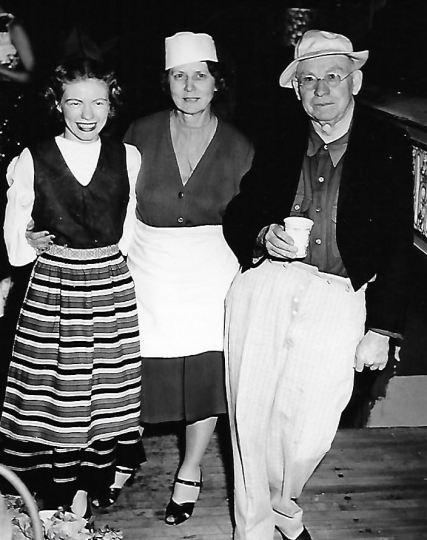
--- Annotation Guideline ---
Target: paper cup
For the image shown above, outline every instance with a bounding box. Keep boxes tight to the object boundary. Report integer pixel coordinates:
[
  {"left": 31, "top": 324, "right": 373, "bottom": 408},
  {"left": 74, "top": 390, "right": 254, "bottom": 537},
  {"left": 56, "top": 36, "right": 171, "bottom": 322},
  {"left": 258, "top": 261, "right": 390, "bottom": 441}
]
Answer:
[{"left": 284, "top": 216, "right": 314, "bottom": 258}]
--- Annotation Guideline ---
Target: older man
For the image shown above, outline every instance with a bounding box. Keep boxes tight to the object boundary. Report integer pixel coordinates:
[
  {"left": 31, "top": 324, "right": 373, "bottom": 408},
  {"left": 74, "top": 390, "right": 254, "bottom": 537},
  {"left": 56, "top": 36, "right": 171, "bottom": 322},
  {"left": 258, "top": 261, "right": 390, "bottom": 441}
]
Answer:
[{"left": 223, "top": 30, "right": 414, "bottom": 540}]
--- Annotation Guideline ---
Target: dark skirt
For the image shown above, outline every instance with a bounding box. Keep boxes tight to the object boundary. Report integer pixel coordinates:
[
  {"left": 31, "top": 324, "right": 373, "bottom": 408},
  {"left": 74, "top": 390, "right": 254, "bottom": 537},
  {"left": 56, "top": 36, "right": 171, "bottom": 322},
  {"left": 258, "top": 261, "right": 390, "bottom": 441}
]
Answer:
[{"left": 141, "top": 351, "right": 227, "bottom": 424}]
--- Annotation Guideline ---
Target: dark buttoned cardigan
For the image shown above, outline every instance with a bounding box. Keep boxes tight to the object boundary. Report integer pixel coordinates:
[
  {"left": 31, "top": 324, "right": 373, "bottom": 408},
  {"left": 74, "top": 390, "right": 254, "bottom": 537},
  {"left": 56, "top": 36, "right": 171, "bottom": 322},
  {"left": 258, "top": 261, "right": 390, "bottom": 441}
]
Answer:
[{"left": 123, "top": 110, "right": 254, "bottom": 228}]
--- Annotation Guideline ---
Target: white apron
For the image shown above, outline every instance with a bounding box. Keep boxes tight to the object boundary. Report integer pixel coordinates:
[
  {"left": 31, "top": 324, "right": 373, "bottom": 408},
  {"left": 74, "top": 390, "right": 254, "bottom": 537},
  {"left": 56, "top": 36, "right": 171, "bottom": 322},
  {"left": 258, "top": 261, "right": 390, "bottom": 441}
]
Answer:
[{"left": 128, "top": 220, "right": 240, "bottom": 358}]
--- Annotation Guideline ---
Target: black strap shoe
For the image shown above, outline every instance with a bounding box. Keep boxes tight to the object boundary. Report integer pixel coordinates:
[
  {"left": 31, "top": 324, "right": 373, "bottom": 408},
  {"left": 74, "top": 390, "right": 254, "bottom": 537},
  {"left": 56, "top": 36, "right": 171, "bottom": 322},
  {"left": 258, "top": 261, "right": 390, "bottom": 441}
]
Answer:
[{"left": 164, "top": 474, "right": 203, "bottom": 526}]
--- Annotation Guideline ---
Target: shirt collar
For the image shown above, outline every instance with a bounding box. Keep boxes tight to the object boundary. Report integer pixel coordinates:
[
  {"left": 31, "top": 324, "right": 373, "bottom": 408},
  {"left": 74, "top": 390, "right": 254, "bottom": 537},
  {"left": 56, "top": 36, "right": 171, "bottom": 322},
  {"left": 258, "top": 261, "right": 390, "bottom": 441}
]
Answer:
[{"left": 307, "top": 127, "right": 351, "bottom": 167}]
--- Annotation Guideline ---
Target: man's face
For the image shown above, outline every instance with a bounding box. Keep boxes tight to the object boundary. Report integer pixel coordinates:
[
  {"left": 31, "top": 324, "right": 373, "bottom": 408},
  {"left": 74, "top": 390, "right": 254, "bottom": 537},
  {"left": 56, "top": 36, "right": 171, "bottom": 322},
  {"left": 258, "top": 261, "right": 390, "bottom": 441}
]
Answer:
[{"left": 293, "top": 55, "right": 362, "bottom": 127}]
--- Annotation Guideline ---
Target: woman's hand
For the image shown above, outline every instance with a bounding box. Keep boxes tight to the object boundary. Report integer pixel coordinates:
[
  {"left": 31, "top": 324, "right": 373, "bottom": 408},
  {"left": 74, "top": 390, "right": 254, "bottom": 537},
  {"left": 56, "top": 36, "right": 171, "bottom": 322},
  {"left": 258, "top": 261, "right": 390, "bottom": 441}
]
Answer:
[
  {"left": 261, "top": 224, "right": 298, "bottom": 260},
  {"left": 25, "top": 219, "right": 55, "bottom": 255}
]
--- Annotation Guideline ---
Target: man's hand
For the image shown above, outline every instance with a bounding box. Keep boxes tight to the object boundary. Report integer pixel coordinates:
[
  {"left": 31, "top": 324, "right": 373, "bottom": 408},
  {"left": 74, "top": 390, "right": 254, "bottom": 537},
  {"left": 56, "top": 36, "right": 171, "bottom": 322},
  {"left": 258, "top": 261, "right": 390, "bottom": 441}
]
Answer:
[
  {"left": 354, "top": 330, "right": 390, "bottom": 372},
  {"left": 261, "top": 224, "right": 298, "bottom": 260},
  {"left": 25, "top": 219, "right": 55, "bottom": 254}
]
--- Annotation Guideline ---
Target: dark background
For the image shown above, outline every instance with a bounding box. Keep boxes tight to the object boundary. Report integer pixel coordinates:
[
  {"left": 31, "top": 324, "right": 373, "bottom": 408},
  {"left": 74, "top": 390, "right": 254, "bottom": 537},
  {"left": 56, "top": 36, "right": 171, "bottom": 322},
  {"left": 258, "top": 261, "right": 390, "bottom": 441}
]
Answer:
[{"left": 8, "top": 0, "right": 427, "bottom": 139}]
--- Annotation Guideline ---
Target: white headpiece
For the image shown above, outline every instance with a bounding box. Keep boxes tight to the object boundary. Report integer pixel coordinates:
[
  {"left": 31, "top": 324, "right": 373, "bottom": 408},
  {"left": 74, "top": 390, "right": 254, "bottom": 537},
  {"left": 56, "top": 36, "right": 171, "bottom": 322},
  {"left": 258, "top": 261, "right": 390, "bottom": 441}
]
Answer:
[{"left": 165, "top": 31, "right": 218, "bottom": 70}]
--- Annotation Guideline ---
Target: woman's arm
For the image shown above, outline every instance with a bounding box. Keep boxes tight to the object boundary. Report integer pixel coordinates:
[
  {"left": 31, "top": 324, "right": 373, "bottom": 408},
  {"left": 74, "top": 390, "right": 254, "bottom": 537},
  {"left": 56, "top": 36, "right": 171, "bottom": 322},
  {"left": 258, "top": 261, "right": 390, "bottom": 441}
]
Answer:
[{"left": 119, "top": 144, "right": 142, "bottom": 255}]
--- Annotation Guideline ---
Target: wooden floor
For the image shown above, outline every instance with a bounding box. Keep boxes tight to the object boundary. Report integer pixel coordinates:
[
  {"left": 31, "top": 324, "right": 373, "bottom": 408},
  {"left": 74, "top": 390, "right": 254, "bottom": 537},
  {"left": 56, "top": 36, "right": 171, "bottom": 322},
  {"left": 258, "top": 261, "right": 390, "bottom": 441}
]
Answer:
[{"left": 94, "top": 421, "right": 427, "bottom": 540}]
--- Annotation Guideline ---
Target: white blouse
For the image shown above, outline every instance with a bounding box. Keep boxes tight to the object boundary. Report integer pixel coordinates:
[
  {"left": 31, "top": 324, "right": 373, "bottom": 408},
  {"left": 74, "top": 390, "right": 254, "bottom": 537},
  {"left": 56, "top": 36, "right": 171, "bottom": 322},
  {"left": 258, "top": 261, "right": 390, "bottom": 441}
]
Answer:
[{"left": 4, "top": 136, "right": 141, "bottom": 266}]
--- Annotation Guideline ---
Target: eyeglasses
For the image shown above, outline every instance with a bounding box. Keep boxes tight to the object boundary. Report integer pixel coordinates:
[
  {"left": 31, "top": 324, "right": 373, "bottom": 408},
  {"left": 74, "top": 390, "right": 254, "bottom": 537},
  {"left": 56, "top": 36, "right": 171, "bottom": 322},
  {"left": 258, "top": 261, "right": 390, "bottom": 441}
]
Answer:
[{"left": 297, "top": 71, "right": 355, "bottom": 91}]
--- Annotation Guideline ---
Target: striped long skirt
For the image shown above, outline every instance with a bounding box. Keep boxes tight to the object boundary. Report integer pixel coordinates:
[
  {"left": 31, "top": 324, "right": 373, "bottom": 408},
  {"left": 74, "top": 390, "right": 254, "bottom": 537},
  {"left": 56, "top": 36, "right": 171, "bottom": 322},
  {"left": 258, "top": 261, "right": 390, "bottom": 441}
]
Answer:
[{"left": 0, "top": 245, "right": 144, "bottom": 502}]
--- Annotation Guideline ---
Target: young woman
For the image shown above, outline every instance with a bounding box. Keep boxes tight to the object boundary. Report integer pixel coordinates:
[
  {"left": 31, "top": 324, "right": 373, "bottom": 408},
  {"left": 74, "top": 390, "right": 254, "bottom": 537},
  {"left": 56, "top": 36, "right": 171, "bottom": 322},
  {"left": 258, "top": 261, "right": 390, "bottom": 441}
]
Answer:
[{"left": 0, "top": 59, "right": 144, "bottom": 517}]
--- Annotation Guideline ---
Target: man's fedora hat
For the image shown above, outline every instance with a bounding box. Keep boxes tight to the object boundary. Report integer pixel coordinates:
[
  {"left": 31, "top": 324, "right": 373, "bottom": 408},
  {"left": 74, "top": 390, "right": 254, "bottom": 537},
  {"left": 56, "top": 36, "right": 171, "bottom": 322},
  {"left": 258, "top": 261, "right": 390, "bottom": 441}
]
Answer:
[{"left": 279, "top": 29, "right": 369, "bottom": 88}]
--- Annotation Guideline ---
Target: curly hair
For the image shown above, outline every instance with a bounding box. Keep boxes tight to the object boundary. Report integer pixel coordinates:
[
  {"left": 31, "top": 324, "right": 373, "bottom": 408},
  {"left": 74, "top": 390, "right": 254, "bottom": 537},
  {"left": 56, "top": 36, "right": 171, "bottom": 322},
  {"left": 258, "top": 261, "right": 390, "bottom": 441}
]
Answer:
[{"left": 45, "top": 58, "right": 122, "bottom": 119}]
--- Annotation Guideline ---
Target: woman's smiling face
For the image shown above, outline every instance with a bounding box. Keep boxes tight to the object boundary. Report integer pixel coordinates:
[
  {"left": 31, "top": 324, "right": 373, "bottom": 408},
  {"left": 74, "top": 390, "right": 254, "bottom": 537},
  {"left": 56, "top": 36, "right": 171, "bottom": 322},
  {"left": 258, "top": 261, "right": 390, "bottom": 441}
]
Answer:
[{"left": 59, "top": 78, "right": 110, "bottom": 143}]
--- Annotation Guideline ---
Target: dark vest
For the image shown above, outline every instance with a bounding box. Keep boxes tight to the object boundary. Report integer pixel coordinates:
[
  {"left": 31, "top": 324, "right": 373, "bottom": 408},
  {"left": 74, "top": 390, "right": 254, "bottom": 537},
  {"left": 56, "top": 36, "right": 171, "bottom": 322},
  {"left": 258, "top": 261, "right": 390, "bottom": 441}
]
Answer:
[{"left": 31, "top": 138, "right": 129, "bottom": 249}]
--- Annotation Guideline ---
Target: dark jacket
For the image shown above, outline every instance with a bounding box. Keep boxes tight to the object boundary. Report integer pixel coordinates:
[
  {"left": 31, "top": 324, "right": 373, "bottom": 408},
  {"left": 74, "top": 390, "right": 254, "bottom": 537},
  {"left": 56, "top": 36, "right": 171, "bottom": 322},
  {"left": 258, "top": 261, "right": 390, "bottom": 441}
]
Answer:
[{"left": 223, "top": 103, "right": 414, "bottom": 335}]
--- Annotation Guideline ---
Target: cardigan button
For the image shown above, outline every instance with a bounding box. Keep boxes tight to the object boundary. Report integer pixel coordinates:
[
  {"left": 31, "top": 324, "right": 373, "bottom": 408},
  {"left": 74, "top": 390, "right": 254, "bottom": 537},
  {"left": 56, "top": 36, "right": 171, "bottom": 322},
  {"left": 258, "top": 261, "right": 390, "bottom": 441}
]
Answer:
[
  {"left": 178, "top": 191, "right": 184, "bottom": 198},
  {"left": 177, "top": 217, "right": 184, "bottom": 224}
]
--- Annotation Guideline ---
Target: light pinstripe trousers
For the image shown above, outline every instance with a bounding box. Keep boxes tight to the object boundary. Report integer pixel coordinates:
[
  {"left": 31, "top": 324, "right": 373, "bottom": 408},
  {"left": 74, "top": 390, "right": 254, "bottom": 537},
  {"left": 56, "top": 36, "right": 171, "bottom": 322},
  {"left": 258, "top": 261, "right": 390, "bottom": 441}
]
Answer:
[{"left": 225, "top": 260, "right": 366, "bottom": 540}]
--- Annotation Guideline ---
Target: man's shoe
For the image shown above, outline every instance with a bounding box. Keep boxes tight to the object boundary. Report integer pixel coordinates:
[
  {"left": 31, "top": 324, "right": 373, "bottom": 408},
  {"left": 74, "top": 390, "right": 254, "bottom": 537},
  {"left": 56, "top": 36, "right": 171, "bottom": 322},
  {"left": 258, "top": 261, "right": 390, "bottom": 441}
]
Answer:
[{"left": 280, "top": 527, "right": 312, "bottom": 540}]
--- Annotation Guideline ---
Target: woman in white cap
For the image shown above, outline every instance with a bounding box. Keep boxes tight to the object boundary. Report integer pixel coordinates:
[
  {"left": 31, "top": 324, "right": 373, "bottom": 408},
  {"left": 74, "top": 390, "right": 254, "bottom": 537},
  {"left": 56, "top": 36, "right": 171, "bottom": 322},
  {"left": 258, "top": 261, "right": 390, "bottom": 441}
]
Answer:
[{"left": 123, "top": 31, "right": 254, "bottom": 525}]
